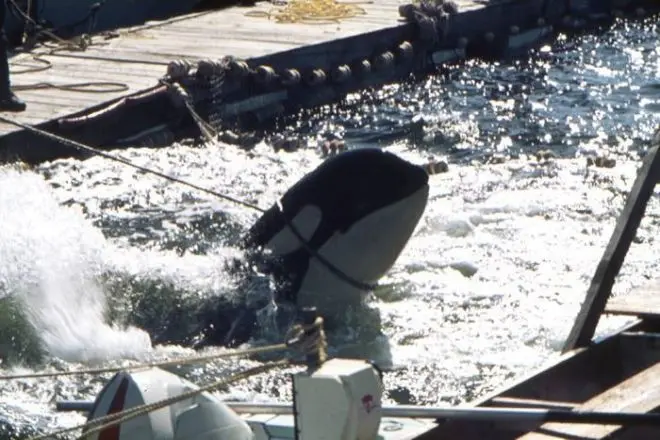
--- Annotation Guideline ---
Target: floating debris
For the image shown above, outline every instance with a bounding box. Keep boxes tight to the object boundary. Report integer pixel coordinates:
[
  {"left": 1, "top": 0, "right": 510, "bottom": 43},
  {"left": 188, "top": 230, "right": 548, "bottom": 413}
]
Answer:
[
  {"left": 481, "top": 153, "right": 507, "bottom": 165},
  {"left": 450, "top": 261, "right": 478, "bottom": 278},
  {"left": 238, "top": 132, "right": 262, "bottom": 150}
]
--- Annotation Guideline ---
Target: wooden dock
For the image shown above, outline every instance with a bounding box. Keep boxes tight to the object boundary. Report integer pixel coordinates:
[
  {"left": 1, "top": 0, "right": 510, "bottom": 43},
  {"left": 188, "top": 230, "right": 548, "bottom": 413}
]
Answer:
[
  {"left": 0, "top": 0, "right": 479, "bottom": 146},
  {"left": 2, "top": 0, "right": 481, "bottom": 135},
  {"left": 606, "top": 280, "right": 660, "bottom": 319},
  {"left": 0, "top": 0, "right": 656, "bottom": 164}
]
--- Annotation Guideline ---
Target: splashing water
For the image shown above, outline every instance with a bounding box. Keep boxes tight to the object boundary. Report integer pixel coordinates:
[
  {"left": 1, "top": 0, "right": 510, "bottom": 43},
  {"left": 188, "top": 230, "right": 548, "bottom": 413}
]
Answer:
[
  {"left": 0, "top": 15, "right": 658, "bottom": 440},
  {"left": 0, "top": 166, "right": 152, "bottom": 364}
]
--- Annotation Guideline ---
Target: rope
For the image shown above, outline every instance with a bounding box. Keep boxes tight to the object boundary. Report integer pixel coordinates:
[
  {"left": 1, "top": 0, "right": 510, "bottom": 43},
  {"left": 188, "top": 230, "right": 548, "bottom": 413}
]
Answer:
[
  {"left": 28, "top": 360, "right": 291, "bottom": 440},
  {"left": 0, "top": 115, "right": 264, "bottom": 212},
  {"left": 9, "top": 54, "right": 128, "bottom": 93},
  {"left": 0, "top": 115, "right": 381, "bottom": 293},
  {"left": 0, "top": 343, "right": 287, "bottom": 380},
  {"left": 161, "top": 79, "right": 218, "bottom": 143},
  {"left": 245, "top": 0, "right": 370, "bottom": 24},
  {"left": 24, "top": 318, "right": 327, "bottom": 439},
  {"left": 118, "top": 10, "right": 220, "bottom": 36},
  {"left": 13, "top": 81, "right": 129, "bottom": 93},
  {"left": 1, "top": 307, "right": 327, "bottom": 381},
  {"left": 6, "top": 0, "right": 130, "bottom": 94},
  {"left": 20, "top": 0, "right": 32, "bottom": 44},
  {"left": 7, "top": 54, "right": 51, "bottom": 74}
]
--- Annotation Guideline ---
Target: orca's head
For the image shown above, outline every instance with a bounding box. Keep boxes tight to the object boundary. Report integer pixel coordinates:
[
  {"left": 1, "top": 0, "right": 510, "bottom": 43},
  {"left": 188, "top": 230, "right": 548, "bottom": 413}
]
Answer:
[{"left": 242, "top": 148, "right": 429, "bottom": 319}]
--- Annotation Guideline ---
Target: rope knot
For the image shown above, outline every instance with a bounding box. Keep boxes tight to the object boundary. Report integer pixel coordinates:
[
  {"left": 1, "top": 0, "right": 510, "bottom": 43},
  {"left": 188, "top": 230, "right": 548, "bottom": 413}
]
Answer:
[
  {"left": 285, "top": 316, "right": 328, "bottom": 364},
  {"left": 162, "top": 80, "right": 193, "bottom": 108}
]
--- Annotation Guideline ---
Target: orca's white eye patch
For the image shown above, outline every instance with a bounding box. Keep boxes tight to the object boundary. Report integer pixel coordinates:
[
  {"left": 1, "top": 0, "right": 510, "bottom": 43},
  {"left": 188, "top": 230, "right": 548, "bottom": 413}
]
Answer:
[{"left": 265, "top": 205, "right": 322, "bottom": 255}]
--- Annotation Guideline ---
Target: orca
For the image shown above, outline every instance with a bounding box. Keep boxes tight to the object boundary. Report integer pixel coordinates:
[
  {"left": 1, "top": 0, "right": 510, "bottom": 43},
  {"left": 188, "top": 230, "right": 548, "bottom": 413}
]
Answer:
[{"left": 190, "top": 148, "right": 430, "bottom": 348}]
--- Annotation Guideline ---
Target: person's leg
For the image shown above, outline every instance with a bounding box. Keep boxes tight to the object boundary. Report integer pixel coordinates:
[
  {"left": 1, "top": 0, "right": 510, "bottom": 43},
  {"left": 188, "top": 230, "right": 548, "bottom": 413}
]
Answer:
[{"left": 0, "top": 0, "right": 26, "bottom": 112}]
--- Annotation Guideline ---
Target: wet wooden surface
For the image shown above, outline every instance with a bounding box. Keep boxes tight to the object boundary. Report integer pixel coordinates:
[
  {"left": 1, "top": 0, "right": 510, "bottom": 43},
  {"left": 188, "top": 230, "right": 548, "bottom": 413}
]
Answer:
[
  {"left": 606, "top": 279, "right": 660, "bottom": 318},
  {"left": 0, "top": 0, "right": 484, "bottom": 137},
  {"left": 518, "top": 361, "right": 660, "bottom": 439}
]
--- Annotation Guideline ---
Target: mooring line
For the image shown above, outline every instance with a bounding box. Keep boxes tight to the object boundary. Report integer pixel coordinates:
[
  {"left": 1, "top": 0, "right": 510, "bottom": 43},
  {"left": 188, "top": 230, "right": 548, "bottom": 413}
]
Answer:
[
  {"left": 0, "top": 343, "right": 287, "bottom": 380},
  {"left": 28, "top": 360, "right": 292, "bottom": 440},
  {"left": 0, "top": 115, "right": 266, "bottom": 213},
  {"left": 1, "top": 316, "right": 326, "bottom": 381},
  {"left": 24, "top": 318, "right": 328, "bottom": 440},
  {"left": 0, "top": 115, "right": 383, "bottom": 293}
]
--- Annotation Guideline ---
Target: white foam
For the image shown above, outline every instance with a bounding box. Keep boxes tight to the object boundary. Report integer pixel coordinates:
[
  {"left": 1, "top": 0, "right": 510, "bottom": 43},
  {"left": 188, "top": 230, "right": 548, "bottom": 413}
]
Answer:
[
  {"left": 0, "top": 167, "right": 153, "bottom": 363},
  {"left": 382, "top": 152, "right": 655, "bottom": 373}
]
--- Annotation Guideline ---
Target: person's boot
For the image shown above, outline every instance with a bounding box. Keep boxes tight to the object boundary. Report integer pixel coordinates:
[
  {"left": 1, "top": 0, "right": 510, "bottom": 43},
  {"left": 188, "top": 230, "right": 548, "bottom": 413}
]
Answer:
[
  {"left": 0, "top": 90, "right": 26, "bottom": 112},
  {"left": 0, "top": 38, "right": 25, "bottom": 112}
]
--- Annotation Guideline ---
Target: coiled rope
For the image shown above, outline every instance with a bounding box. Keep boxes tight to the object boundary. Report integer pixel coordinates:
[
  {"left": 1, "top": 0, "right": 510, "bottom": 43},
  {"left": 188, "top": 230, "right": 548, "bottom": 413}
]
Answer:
[
  {"left": 7, "top": 0, "right": 130, "bottom": 93},
  {"left": 245, "top": 0, "right": 369, "bottom": 24}
]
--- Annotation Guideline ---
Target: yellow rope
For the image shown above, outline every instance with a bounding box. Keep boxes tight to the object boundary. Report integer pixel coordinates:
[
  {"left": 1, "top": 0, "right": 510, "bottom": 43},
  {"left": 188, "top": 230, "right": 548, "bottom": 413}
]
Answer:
[
  {"left": 0, "top": 343, "right": 288, "bottom": 380},
  {"left": 245, "top": 0, "right": 369, "bottom": 24},
  {"left": 28, "top": 360, "right": 291, "bottom": 440}
]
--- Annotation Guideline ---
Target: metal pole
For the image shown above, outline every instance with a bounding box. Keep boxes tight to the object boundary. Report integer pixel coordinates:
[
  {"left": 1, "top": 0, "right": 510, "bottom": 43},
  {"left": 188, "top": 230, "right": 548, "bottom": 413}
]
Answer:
[{"left": 55, "top": 400, "right": 660, "bottom": 426}]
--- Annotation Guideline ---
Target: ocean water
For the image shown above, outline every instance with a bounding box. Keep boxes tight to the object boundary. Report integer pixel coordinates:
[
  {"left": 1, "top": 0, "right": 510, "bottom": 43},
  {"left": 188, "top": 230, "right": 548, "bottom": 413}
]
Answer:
[{"left": 0, "top": 16, "right": 659, "bottom": 439}]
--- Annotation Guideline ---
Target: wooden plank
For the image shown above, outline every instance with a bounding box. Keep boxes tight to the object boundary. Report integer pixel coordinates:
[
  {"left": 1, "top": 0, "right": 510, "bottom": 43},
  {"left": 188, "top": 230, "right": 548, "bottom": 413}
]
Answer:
[
  {"left": 563, "top": 132, "right": 660, "bottom": 352},
  {"left": 517, "top": 361, "right": 660, "bottom": 439},
  {"left": 606, "top": 280, "right": 660, "bottom": 318},
  {"left": 410, "top": 321, "right": 648, "bottom": 440},
  {"left": 3, "top": 66, "right": 182, "bottom": 134},
  {"left": 0, "top": 0, "right": 489, "bottom": 138},
  {"left": 0, "top": 47, "right": 163, "bottom": 135}
]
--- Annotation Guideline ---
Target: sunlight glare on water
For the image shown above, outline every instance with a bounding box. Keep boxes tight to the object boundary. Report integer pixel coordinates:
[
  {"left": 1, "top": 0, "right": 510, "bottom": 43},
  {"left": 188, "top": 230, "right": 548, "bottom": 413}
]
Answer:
[{"left": 0, "top": 15, "right": 659, "bottom": 439}]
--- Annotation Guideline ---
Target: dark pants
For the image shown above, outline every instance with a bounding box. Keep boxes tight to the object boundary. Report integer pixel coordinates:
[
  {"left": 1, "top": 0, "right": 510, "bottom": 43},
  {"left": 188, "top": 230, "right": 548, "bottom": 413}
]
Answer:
[{"left": 0, "top": 0, "right": 12, "bottom": 97}]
